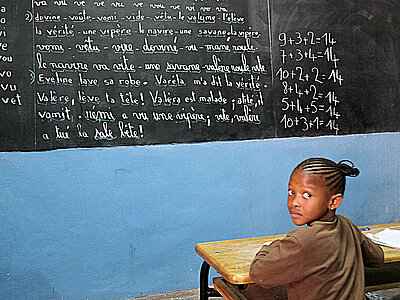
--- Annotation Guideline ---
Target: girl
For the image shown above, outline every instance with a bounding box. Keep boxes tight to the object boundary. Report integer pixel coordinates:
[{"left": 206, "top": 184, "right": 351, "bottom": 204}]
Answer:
[{"left": 250, "top": 158, "right": 384, "bottom": 300}]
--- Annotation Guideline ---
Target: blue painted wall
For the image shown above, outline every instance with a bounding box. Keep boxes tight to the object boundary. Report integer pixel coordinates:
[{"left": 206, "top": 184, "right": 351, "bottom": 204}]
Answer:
[{"left": 0, "top": 133, "right": 399, "bottom": 299}]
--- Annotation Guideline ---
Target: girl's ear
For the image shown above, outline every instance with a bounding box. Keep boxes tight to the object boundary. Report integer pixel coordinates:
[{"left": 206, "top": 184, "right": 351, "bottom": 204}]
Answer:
[{"left": 329, "top": 194, "right": 343, "bottom": 210}]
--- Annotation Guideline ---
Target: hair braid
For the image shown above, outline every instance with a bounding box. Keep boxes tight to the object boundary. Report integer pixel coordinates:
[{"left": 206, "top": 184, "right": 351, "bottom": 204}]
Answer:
[{"left": 295, "top": 158, "right": 360, "bottom": 194}]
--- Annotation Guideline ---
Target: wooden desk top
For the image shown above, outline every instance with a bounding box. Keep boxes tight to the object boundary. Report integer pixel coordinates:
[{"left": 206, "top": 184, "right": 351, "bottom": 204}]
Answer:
[{"left": 195, "top": 222, "right": 400, "bottom": 285}]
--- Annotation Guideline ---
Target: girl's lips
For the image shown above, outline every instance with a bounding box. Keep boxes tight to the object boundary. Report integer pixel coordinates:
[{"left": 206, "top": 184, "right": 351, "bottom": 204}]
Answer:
[{"left": 290, "top": 211, "right": 302, "bottom": 218}]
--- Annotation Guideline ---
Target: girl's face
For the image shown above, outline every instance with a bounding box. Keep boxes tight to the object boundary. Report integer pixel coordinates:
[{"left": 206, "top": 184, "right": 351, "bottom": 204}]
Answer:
[{"left": 287, "top": 169, "right": 336, "bottom": 226}]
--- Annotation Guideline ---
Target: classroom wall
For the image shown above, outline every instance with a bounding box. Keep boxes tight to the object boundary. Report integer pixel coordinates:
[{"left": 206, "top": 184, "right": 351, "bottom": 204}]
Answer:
[{"left": 0, "top": 132, "right": 399, "bottom": 299}]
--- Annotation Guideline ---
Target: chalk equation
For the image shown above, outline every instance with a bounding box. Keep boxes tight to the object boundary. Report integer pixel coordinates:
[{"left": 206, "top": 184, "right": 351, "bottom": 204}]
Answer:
[{"left": 276, "top": 30, "right": 342, "bottom": 135}]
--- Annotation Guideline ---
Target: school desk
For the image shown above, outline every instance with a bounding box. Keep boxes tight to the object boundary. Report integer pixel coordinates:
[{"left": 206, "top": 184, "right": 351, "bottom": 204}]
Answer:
[{"left": 195, "top": 222, "right": 400, "bottom": 300}]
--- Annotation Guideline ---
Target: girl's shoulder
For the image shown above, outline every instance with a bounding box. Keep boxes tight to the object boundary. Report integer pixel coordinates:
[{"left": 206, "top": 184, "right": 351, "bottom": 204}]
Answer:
[
  {"left": 286, "top": 220, "right": 337, "bottom": 247},
  {"left": 336, "top": 214, "right": 361, "bottom": 233}
]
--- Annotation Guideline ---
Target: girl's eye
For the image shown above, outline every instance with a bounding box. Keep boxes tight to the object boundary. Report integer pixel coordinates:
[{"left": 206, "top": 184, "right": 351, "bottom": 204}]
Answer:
[
  {"left": 288, "top": 189, "right": 295, "bottom": 196},
  {"left": 303, "top": 192, "right": 312, "bottom": 199}
]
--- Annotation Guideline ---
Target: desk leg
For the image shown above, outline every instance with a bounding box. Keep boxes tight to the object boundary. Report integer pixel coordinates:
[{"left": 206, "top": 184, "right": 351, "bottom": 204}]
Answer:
[{"left": 200, "top": 261, "right": 222, "bottom": 300}]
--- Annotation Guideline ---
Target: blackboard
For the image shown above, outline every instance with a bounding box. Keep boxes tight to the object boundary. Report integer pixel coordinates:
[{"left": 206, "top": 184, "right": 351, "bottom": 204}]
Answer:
[{"left": 0, "top": 0, "right": 399, "bottom": 151}]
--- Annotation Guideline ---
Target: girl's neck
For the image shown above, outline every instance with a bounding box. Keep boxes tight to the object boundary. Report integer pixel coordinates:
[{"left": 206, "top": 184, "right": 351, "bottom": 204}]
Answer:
[{"left": 308, "top": 209, "right": 336, "bottom": 225}]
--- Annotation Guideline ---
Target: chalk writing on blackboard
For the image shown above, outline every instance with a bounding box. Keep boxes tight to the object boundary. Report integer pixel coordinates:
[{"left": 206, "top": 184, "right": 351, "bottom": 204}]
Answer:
[
  {"left": 0, "top": 6, "right": 21, "bottom": 106},
  {"left": 23, "top": 0, "right": 273, "bottom": 150},
  {"left": 0, "top": 2, "right": 36, "bottom": 151}
]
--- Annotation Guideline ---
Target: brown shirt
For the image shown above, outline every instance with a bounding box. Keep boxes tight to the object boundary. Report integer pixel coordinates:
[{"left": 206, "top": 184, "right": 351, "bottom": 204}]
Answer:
[{"left": 250, "top": 214, "right": 384, "bottom": 300}]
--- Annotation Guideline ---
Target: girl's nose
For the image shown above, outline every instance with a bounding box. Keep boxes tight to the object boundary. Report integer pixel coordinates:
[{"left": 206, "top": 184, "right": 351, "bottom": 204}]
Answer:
[{"left": 291, "top": 195, "right": 300, "bottom": 207}]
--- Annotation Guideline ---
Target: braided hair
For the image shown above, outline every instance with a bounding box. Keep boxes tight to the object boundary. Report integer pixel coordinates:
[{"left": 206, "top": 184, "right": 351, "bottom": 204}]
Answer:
[{"left": 294, "top": 158, "right": 360, "bottom": 195}]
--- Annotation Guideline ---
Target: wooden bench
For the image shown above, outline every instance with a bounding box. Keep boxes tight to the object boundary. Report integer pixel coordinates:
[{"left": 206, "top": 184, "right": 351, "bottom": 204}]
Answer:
[
  {"left": 213, "top": 277, "right": 287, "bottom": 300},
  {"left": 195, "top": 223, "right": 400, "bottom": 300}
]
